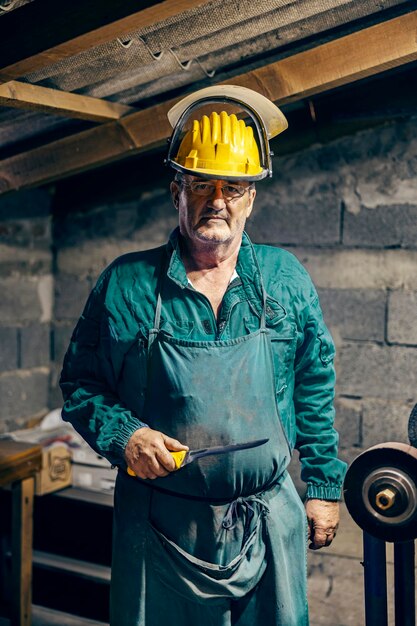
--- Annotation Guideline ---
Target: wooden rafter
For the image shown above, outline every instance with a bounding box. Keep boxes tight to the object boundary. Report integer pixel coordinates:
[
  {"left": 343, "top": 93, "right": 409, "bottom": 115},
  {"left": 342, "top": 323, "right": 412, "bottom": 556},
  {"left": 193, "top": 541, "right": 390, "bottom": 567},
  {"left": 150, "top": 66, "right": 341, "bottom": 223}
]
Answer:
[
  {"left": 0, "top": 0, "right": 213, "bottom": 82},
  {"left": 0, "top": 81, "right": 134, "bottom": 122},
  {"left": 1, "top": 11, "right": 417, "bottom": 195},
  {"left": 227, "top": 10, "right": 417, "bottom": 104}
]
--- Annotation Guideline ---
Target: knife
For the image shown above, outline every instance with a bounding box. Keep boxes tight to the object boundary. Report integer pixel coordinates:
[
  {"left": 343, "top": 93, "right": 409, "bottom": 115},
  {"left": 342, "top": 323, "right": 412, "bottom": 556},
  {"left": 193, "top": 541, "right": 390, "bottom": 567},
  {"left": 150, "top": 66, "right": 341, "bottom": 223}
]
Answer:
[{"left": 127, "top": 437, "right": 269, "bottom": 475}]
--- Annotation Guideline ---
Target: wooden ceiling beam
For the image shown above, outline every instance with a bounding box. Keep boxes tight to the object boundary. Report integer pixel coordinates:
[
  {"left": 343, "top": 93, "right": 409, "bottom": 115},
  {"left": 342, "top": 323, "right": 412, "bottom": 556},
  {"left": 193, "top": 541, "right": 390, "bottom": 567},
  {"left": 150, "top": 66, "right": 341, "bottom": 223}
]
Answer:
[
  {"left": 226, "top": 9, "right": 417, "bottom": 105},
  {"left": 0, "top": 0, "right": 212, "bottom": 82},
  {"left": 1, "top": 11, "right": 416, "bottom": 195},
  {"left": 0, "top": 81, "right": 134, "bottom": 122}
]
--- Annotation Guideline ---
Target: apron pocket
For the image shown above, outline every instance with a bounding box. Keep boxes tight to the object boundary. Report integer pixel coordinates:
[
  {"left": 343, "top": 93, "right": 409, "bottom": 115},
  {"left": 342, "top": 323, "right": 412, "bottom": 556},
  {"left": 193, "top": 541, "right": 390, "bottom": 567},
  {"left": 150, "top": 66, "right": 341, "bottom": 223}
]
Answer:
[{"left": 147, "top": 516, "right": 267, "bottom": 605}]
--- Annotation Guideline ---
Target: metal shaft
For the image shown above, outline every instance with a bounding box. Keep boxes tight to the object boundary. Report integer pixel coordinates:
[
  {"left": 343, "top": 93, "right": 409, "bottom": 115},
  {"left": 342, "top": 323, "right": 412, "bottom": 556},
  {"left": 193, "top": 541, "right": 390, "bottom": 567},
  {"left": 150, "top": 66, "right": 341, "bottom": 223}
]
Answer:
[
  {"left": 394, "top": 540, "right": 415, "bottom": 626},
  {"left": 363, "top": 532, "right": 388, "bottom": 626}
]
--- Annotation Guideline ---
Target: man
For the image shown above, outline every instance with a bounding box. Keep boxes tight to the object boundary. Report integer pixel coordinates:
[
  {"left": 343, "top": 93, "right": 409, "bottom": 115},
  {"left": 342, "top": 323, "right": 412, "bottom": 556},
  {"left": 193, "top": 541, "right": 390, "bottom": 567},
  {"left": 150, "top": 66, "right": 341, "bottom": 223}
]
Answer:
[{"left": 60, "top": 85, "right": 346, "bottom": 626}]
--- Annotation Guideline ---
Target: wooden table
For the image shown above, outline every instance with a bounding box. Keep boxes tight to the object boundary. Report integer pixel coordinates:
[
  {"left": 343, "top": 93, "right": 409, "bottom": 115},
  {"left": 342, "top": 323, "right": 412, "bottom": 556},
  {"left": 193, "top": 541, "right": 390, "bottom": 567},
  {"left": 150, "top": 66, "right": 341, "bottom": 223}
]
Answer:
[{"left": 0, "top": 441, "right": 42, "bottom": 626}]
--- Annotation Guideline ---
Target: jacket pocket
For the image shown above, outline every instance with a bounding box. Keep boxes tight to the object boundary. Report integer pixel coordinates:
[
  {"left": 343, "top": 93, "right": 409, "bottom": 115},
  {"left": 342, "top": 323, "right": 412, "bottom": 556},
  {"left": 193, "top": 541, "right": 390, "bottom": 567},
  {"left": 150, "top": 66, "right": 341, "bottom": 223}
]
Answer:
[
  {"left": 160, "top": 318, "right": 195, "bottom": 339},
  {"left": 115, "top": 331, "right": 149, "bottom": 414},
  {"left": 269, "top": 324, "right": 297, "bottom": 395}
]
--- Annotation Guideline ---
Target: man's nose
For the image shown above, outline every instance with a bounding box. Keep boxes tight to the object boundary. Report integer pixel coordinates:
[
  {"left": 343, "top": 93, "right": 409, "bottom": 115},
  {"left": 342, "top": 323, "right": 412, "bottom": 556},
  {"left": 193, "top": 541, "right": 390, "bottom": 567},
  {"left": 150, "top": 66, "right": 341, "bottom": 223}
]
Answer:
[{"left": 209, "top": 184, "right": 227, "bottom": 206}]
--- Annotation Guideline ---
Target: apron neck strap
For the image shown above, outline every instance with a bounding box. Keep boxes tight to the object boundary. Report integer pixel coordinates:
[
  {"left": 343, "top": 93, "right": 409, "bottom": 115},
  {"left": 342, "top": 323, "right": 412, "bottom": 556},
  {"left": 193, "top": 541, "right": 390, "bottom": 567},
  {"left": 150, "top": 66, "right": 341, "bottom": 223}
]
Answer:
[
  {"left": 152, "top": 248, "right": 170, "bottom": 332},
  {"left": 245, "top": 236, "right": 268, "bottom": 330},
  {"left": 154, "top": 292, "right": 162, "bottom": 331},
  {"left": 260, "top": 287, "right": 267, "bottom": 329}
]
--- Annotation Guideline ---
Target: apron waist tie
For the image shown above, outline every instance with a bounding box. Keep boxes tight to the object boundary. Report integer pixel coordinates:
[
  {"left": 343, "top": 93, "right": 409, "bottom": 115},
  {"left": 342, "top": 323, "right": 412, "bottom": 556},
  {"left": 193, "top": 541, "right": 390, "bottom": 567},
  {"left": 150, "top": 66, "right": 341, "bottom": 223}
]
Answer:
[
  {"left": 222, "top": 495, "right": 270, "bottom": 545},
  {"left": 127, "top": 469, "right": 285, "bottom": 504}
]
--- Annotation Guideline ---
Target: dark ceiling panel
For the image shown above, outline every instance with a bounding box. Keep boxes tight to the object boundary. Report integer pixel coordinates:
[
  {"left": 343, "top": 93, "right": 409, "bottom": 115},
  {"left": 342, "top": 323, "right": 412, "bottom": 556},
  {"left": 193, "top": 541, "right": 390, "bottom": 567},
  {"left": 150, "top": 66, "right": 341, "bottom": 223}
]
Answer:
[
  {"left": 0, "top": 0, "right": 161, "bottom": 68},
  {"left": 0, "top": 0, "right": 213, "bottom": 80},
  {"left": 0, "top": 0, "right": 416, "bottom": 189}
]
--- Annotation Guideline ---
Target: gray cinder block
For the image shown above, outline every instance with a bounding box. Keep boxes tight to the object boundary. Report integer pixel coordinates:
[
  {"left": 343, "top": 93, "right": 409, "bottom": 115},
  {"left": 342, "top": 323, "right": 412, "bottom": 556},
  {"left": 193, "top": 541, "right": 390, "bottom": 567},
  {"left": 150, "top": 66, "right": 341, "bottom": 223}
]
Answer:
[
  {"left": 343, "top": 204, "right": 417, "bottom": 248},
  {"left": 337, "top": 342, "right": 417, "bottom": 399},
  {"left": 334, "top": 397, "right": 362, "bottom": 449},
  {"left": 20, "top": 323, "right": 50, "bottom": 368},
  {"left": 318, "top": 288, "right": 386, "bottom": 342},
  {"left": 0, "top": 276, "right": 51, "bottom": 323},
  {"left": 52, "top": 323, "right": 75, "bottom": 364},
  {"left": 248, "top": 174, "right": 341, "bottom": 245},
  {"left": 0, "top": 368, "right": 49, "bottom": 424},
  {"left": 0, "top": 327, "right": 18, "bottom": 371},
  {"left": 388, "top": 290, "right": 417, "bottom": 346},
  {"left": 362, "top": 398, "right": 413, "bottom": 448},
  {"left": 54, "top": 275, "right": 91, "bottom": 320}
]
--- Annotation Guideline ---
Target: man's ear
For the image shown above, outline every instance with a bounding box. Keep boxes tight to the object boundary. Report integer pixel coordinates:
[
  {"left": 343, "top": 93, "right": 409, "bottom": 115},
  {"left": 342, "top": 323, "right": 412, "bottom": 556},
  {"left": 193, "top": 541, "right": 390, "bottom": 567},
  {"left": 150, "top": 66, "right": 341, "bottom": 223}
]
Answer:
[{"left": 170, "top": 181, "right": 180, "bottom": 210}]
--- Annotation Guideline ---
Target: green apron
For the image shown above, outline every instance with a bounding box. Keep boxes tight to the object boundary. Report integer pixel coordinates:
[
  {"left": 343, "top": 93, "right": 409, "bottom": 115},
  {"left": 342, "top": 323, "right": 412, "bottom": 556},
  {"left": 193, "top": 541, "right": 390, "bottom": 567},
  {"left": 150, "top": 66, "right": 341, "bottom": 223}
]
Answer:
[{"left": 110, "top": 248, "right": 309, "bottom": 625}]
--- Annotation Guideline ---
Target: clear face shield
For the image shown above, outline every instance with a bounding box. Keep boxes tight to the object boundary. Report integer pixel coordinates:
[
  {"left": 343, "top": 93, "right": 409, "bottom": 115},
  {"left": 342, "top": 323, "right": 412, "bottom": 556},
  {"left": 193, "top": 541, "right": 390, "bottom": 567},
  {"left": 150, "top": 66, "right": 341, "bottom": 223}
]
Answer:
[{"left": 165, "top": 85, "right": 288, "bottom": 182}]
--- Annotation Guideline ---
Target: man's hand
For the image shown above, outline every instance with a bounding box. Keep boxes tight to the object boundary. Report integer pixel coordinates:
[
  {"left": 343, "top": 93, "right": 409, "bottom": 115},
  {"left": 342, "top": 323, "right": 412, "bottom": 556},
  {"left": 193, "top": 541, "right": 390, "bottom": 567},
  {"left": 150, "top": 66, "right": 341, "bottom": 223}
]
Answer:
[
  {"left": 305, "top": 499, "right": 340, "bottom": 550},
  {"left": 124, "top": 427, "right": 189, "bottom": 480}
]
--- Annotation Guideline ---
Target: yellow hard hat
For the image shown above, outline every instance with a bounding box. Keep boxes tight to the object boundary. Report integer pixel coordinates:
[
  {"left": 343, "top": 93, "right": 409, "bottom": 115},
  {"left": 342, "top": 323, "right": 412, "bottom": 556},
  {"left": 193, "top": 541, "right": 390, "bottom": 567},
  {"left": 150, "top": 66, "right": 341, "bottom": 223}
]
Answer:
[
  {"left": 175, "top": 111, "right": 261, "bottom": 178},
  {"left": 166, "top": 85, "right": 288, "bottom": 181}
]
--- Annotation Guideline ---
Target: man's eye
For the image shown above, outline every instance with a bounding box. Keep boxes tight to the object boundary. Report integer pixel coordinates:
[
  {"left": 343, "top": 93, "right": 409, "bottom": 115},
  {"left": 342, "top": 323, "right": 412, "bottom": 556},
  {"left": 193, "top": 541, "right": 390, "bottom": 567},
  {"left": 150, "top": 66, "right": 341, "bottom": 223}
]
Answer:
[
  {"left": 224, "top": 185, "right": 242, "bottom": 195},
  {"left": 193, "top": 183, "right": 212, "bottom": 192}
]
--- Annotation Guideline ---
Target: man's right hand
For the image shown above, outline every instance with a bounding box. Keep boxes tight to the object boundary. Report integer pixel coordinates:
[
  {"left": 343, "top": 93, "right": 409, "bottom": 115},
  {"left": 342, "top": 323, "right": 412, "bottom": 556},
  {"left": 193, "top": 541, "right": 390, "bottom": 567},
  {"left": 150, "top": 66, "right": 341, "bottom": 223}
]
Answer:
[{"left": 124, "top": 427, "right": 189, "bottom": 479}]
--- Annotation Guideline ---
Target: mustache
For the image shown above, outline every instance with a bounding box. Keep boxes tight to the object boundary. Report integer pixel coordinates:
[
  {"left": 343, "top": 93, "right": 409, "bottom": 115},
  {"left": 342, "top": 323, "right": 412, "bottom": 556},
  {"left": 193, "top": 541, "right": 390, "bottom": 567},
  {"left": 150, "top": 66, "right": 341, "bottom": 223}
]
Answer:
[{"left": 201, "top": 209, "right": 228, "bottom": 219}]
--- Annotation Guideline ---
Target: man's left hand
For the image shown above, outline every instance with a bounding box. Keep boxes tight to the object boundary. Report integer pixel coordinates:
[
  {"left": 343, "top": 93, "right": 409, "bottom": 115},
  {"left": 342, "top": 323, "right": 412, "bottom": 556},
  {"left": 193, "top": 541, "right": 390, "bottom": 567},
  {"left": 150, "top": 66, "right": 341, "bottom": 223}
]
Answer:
[{"left": 305, "top": 499, "right": 340, "bottom": 550}]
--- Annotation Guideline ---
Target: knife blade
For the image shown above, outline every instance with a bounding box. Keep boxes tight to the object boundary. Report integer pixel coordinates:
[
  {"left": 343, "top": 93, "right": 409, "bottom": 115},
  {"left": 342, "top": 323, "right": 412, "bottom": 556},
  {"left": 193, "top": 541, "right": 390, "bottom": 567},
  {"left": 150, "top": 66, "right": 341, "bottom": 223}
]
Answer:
[{"left": 127, "top": 437, "right": 269, "bottom": 475}]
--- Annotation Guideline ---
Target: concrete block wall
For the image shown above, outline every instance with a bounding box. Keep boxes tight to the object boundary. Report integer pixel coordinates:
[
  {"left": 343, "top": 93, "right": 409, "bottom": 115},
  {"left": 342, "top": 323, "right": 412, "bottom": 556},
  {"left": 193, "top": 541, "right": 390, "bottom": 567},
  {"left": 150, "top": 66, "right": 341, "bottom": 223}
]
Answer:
[
  {"left": 249, "top": 118, "right": 417, "bottom": 456},
  {"left": 48, "top": 119, "right": 417, "bottom": 625},
  {"left": 0, "top": 116, "right": 416, "bottom": 624},
  {"left": 0, "top": 189, "right": 53, "bottom": 432},
  {"left": 247, "top": 119, "right": 417, "bottom": 624},
  {"left": 50, "top": 188, "right": 178, "bottom": 409},
  {"left": 48, "top": 117, "right": 417, "bottom": 453}
]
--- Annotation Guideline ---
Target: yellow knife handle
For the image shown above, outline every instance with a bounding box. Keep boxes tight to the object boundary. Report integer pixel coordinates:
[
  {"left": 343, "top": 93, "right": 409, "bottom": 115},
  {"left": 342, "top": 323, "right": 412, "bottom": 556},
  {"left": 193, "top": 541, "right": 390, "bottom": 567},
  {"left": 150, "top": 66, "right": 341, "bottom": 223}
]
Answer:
[
  {"left": 127, "top": 450, "right": 187, "bottom": 476},
  {"left": 170, "top": 450, "right": 188, "bottom": 469}
]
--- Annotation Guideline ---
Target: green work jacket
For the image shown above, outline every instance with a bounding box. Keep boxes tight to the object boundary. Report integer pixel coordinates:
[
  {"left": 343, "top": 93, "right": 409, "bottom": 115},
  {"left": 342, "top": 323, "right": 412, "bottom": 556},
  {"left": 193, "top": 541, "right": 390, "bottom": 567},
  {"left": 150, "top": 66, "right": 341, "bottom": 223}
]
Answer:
[{"left": 60, "top": 228, "right": 347, "bottom": 500}]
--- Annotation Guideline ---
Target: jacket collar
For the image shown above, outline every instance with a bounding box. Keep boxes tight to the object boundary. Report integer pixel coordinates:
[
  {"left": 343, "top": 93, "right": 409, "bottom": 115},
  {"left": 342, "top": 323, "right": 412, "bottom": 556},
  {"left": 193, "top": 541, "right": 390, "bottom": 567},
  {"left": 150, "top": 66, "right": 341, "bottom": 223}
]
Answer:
[
  {"left": 166, "top": 227, "right": 189, "bottom": 288},
  {"left": 165, "top": 227, "right": 286, "bottom": 324},
  {"left": 237, "top": 232, "right": 286, "bottom": 325}
]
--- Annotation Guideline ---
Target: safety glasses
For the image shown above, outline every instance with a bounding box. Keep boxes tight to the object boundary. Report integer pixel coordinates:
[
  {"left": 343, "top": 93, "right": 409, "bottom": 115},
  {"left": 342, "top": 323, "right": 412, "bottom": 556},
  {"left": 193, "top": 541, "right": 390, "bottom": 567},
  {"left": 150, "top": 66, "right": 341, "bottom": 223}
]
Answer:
[{"left": 180, "top": 180, "right": 254, "bottom": 200}]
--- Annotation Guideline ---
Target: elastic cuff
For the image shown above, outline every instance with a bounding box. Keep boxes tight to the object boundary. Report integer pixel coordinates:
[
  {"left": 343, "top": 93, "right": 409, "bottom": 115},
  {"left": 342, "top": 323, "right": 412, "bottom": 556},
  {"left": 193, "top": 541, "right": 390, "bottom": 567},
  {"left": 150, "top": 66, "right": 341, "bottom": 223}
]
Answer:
[
  {"left": 111, "top": 417, "right": 149, "bottom": 467},
  {"left": 306, "top": 483, "right": 342, "bottom": 501}
]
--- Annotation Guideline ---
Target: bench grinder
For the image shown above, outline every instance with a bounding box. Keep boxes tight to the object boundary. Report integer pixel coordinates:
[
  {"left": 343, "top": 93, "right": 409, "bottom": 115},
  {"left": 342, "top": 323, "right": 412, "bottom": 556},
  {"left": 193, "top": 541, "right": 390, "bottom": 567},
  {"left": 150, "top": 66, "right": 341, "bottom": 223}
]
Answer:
[{"left": 344, "top": 404, "right": 417, "bottom": 625}]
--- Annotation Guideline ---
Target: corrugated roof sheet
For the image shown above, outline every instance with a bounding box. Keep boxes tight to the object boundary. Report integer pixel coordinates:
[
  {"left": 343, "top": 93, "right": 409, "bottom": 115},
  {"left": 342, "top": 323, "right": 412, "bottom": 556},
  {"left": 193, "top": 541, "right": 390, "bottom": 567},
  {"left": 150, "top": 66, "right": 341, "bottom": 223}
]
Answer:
[{"left": 0, "top": 0, "right": 410, "bottom": 156}]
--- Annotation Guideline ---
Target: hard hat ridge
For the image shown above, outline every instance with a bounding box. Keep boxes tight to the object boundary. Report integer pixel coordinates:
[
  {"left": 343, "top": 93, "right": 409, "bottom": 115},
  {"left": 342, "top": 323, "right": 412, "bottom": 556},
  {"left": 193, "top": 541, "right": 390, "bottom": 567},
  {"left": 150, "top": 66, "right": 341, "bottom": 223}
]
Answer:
[
  {"left": 175, "top": 110, "right": 262, "bottom": 179},
  {"left": 166, "top": 85, "right": 288, "bottom": 181}
]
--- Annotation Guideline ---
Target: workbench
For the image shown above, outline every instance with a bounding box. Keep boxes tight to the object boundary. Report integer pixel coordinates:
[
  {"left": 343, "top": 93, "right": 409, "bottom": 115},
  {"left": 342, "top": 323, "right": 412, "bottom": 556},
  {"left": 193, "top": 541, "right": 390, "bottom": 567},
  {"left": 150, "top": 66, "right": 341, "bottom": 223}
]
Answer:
[{"left": 0, "top": 441, "right": 42, "bottom": 626}]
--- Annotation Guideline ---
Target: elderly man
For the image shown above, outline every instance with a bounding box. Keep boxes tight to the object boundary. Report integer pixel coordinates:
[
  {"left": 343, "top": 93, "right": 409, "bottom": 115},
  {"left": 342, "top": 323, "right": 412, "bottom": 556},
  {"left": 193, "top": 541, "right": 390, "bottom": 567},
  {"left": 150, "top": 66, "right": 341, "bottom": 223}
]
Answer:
[{"left": 60, "top": 86, "right": 346, "bottom": 626}]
